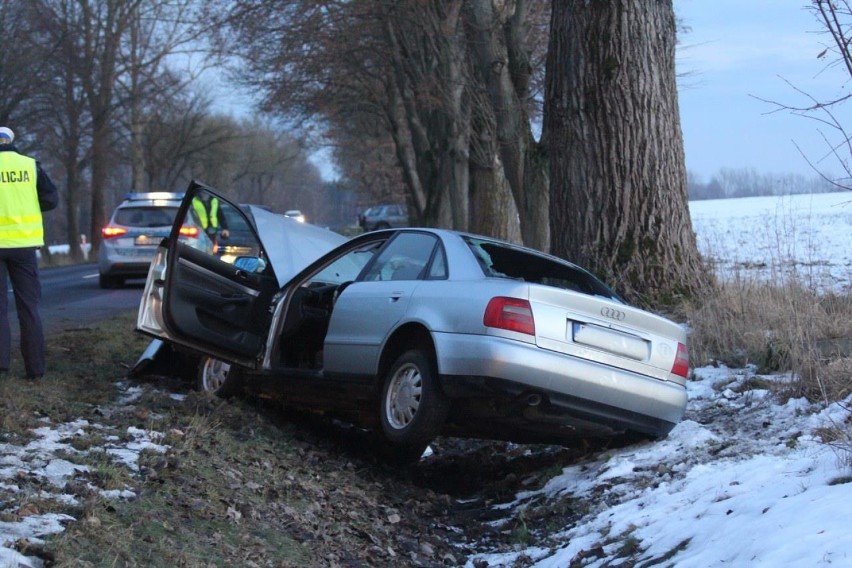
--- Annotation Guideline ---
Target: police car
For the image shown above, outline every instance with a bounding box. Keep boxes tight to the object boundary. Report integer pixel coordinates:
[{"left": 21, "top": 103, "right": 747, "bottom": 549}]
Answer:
[{"left": 98, "top": 192, "right": 184, "bottom": 288}]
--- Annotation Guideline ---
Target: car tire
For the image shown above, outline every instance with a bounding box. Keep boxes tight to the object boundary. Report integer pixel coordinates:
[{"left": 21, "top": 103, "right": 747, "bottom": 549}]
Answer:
[
  {"left": 379, "top": 350, "right": 448, "bottom": 455},
  {"left": 197, "top": 356, "right": 243, "bottom": 398},
  {"left": 374, "top": 222, "right": 390, "bottom": 230},
  {"left": 98, "top": 274, "right": 123, "bottom": 289}
]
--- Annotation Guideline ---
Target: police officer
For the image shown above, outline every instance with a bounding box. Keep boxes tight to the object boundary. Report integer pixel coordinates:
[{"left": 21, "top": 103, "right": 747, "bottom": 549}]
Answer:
[{"left": 0, "top": 126, "right": 58, "bottom": 380}]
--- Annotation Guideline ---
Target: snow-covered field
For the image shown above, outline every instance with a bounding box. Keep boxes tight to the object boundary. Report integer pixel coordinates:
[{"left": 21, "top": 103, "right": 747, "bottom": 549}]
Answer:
[
  {"left": 690, "top": 191, "right": 852, "bottom": 292},
  {"left": 469, "top": 191, "right": 852, "bottom": 567}
]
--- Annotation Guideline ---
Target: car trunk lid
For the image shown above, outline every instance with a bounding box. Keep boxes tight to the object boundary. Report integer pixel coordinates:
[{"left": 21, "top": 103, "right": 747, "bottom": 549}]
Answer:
[{"left": 528, "top": 285, "right": 687, "bottom": 384}]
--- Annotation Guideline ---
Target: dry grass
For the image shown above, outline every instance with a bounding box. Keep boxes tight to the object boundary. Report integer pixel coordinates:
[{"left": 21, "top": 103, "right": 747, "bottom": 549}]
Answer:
[
  {"left": 683, "top": 258, "right": 852, "bottom": 465},
  {"left": 686, "top": 274, "right": 852, "bottom": 403},
  {"left": 1, "top": 314, "right": 467, "bottom": 566}
]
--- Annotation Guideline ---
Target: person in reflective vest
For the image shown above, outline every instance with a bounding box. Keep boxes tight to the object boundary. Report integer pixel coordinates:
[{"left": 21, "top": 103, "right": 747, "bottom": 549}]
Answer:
[
  {"left": 191, "top": 193, "right": 230, "bottom": 247},
  {"left": 0, "top": 126, "right": 58, "bottom": 380}
]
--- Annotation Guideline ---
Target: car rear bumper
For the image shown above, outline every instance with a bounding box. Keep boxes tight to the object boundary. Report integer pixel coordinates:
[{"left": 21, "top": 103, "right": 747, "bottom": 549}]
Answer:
[
  {"left": 432, "top": 331, "right": 687, "bottom": 438},
  {"left": 99, "top": 261, "right": 153, "bottom": 277},
  {"left": 99, "top": 249, "right": 156, "bottom": 277}
]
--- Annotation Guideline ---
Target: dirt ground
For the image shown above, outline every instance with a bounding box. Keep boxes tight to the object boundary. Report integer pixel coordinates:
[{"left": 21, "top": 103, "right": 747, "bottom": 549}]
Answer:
[
  {"left": 122, "top": 373, "right": 604, "bottom": 567},
  {"left": 1, "top": 318, "right": 628, "bottom": 567}
]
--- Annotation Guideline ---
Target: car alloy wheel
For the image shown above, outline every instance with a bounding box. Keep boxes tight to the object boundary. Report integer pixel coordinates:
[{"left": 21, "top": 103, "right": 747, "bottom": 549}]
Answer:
[
  {"left": 197, "top": 356, "right": 241, "bottom": 398},
  {"left": 379, "top": 350, "right": 448, "bottom": 448},
  {"left": 385, "top": 362, "right": 422, "bottom": 430}
]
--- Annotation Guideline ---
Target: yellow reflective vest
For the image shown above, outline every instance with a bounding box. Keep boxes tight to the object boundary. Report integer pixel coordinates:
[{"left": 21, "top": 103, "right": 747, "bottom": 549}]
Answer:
[
  {"left": 191, "top": 196, "right": 220, "bottom": 231},
  {"left": 0, "top": 151, "right": 43, "bottom": 247}
]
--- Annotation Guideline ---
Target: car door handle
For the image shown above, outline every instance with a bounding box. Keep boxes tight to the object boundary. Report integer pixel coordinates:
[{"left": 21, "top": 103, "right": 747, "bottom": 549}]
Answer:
[
  {"left": 234, "top": 270, "right": 253, "bottom": 283},
  {"left": 390, "top": 291, "right": 405, "bottom": 302}
]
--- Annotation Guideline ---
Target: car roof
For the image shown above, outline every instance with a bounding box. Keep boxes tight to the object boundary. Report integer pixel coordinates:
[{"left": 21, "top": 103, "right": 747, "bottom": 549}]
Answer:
[
  {"left": 119, "top": 192, "right": 184, "bottom": 206},
  {"left": 348, "top": 226, "right": 598, "bottom": 277},
  {"left": 365, "top": 203, "right": 403, "bottom": 210}
]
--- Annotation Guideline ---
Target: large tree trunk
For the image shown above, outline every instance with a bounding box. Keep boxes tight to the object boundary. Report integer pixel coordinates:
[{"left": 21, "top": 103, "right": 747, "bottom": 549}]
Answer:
[
  {"left": 464, "top": 0, "right": 549, "bottom": 250},
  {"left": 469, "top": 157, "right": 521, "bottom": 242},
  {"left": 383, "top": 1, "right": 470, "bottom": 230},
  {"left": 89, "top": 112, "right": 111, "bottom": 255},
  {"left": 545, "top": 0, "right": 708, "bottom": 304}
]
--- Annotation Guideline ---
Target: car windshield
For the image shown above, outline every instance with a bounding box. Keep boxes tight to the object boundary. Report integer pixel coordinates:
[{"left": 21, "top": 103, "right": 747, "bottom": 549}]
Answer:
[
  {"left": 463, "top": 236, "right": 619, "bottom": 299},
  {"left": 308, "top": 241, "right": 384, "bottom": 285},
  {"left": 114, "top": 206, "right": 179, "bottom": 228}
]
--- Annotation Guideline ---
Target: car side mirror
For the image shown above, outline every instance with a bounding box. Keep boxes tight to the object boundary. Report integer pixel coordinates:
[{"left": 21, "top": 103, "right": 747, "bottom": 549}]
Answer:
[{"left": 234, "top": 256, "right": 266, "bottom": 273}]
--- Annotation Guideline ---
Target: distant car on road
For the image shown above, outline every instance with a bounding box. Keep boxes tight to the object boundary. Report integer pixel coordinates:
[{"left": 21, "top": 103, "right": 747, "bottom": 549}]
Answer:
[
  {"left": 284, "top": 209, "right": 306, "bottom": 223},
  {"left": 98, "top": 192, "right": 183, "bottom": 288},
  {"left": 359, "top": 204, "right": 408, "bottom": 231},
  {"left": 137, "top": 181, "right": 689, "bottom": 463}
]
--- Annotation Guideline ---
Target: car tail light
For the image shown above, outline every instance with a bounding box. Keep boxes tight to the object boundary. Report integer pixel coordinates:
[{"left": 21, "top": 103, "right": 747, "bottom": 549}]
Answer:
[
  {"left": 101, "top": 226, "right": 128, "bottom": 239},
  {"left": 671, "top": 342, "right": 689, "bottom": 378},
  {"left": 179, "top": 225, "right": 199, "bottom": 238},
  {"left": 484, "top": 297, "right": 535, "bottom": 336}
]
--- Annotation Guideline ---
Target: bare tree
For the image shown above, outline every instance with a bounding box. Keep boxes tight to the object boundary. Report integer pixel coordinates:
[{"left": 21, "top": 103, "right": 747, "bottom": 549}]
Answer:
[
  {"left": 142, "top": 87, "right": 232, "bottom": 191},
  {"left": 545, "top": 1, "right": 707, "bottom": 303},
  {"left": 19, "top": 0, "right": 95, "bottom": 259},
  {"left": 464, "top": 0, "right": 549, "bottom": 249},
  {"left": 229, "top": 121, "right": 313, "bottom": 209},
  {"left": 220, "top": 0, "right": 549, "bottom": 242},
  {"left": 330, "top": 120, "right": 409, "bottom": 209},
  {"left": 759, "top": 1, "right": 852, "bottom": 189},
  {"left": 0, "top": 0, "right": 54, "bottom": 126},
  {"left": 118, "top": 1, "right": 222, "bottom": 194},
  {"left": 35, "top": 0, "right": 220, "bottom": 255}
]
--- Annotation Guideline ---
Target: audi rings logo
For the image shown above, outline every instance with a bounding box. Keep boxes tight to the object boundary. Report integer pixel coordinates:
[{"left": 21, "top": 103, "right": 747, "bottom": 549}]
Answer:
[{"left": 600, "top": 307, "right": 626, "bottom": 321}]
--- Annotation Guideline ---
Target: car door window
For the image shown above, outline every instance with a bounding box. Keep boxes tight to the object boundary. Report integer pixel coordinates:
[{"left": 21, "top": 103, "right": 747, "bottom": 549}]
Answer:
[
  {"left": 464, "top": 236, "right": 619, "bottom": 299},
  {"left": 308, "top": 241, "right": 382, "bottom": 286},
  {"left": 427, "top": 245, "right": 448, "bottom": 279},
  {"left": 179, "top": 188, "right": 263, "bottom": 266},
  {"left": 160, "top": 183, "right": 279, "bottom": 360},
  {"left": 363, "top": 232, "right": 437, "bottom": 281}
]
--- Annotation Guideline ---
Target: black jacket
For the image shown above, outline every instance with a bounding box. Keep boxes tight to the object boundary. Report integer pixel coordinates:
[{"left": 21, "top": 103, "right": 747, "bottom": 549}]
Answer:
[{"left": 0, "top": 144, "right": 59, "bottom": 212}]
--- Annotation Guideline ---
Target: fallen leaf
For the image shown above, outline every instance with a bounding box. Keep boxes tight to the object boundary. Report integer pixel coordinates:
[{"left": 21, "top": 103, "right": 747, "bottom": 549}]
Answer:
[{"left": 18, "top": 503, "right": 40, "bottom": 517}]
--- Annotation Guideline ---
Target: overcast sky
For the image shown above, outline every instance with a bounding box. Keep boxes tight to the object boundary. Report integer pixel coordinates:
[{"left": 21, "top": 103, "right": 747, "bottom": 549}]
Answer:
[{"left": 675, "top": 0, "right": 851, "bottom": 182}]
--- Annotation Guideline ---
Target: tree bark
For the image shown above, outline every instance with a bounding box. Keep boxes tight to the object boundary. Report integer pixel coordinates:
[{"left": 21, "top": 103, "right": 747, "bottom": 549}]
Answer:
[
  {"left": 469, "top": 156, "right": 521, "bottom": 242},
  {"left": 464, "top": 0, "right": 549, "bottom": 250},
  {"left": 382, "top": 1, "right": 470, "bottom": 229},
  {"left": 545, "top": 0, "right": 708, "bottom": 304}
]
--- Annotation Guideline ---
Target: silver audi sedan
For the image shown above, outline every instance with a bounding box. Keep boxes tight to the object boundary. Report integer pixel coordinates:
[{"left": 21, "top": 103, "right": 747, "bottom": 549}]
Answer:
[{"left": 137, "top": 181, "right": 689, "bottom": 461}]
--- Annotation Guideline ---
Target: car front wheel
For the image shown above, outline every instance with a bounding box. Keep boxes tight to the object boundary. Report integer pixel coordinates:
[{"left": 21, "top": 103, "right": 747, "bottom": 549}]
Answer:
[
  {"left": 379, "top": 350, "right": 448, "bottom": 456},
  {"left": 197, "top": 356, "right": 243, "bottom": 398}
]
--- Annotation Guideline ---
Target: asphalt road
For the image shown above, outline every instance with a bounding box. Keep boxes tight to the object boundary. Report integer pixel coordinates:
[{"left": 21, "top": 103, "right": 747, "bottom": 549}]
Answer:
[{"left": 8, "top": 263, "right": 145, "bottom": 336}]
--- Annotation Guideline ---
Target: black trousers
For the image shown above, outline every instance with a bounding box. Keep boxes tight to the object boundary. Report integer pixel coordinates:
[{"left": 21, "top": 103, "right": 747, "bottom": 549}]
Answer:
[{"left": 0, "top": 247, "right": 44, "bottom": 376}]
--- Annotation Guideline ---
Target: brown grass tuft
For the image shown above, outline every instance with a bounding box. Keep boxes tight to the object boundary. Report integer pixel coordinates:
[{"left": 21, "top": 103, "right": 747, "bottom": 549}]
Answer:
[{"left": 685, "top": 275, "right": 852, "bottom": 403}]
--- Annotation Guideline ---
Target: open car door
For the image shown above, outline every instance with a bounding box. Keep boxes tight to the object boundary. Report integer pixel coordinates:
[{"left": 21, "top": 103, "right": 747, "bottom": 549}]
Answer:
[{"left": 137, "top": 181, "right": 280, "bottom": 367}]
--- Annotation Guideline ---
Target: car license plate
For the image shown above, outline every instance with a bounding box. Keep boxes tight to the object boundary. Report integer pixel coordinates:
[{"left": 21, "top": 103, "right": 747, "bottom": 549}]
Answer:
[
  {"left": 571, "top": 321, "right": 649, "bottom": 361},
  {"left": 135, "top": 235, "right": 155, "bottom": 246}
]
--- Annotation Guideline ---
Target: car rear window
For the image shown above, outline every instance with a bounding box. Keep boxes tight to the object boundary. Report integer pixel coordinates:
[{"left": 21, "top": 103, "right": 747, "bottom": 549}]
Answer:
[
  {"left": 114, "top": 206, "right": 179, "bottom": 227},
  {"left": 463, "top": 236, "right": 619, "bottom": 299}
]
